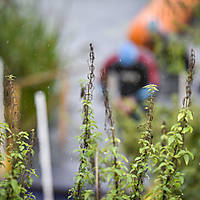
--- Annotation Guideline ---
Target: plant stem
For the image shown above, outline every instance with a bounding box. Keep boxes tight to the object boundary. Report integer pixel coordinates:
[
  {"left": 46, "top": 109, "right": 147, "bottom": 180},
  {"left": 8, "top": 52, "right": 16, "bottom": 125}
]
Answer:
[
  {"left": 95, "top": 147, "right": 100, "bottom": 200},
  {"left": 102, "top": 71, "right": 119, "bottom": 196}
]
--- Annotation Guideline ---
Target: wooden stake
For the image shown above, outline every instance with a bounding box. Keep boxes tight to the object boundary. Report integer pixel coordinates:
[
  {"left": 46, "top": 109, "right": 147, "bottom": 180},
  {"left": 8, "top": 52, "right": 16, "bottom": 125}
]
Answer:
[
  {"left": 34, "top": 91, "right": 54, "bottom": 200},
  {"left": 0, "top": 58, "right": 4, "bottom": 123},
  {"left": 58, "top": 75, "right": 68, "bottom": 146}
]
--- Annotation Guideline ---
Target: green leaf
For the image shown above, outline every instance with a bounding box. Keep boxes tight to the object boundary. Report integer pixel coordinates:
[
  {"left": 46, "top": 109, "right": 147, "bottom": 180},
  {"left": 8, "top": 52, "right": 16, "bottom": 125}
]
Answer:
[
  {"left": 168, "top": 136, "right": 175, "bottom": 145},
  {"left": 158, "top": 162, "right": 166, "bottom": 169},
  {"left": 144, "top": 191, "right": 153, "bottom": 199},
  {"left": 84, "top": 190, "right": 93, "bottom": 200},
  {"left": 11, "top": 179, "right": 20, "bottom": 195},
  {"left": 114, "top": 169, "right": 123, "bottom": 176},
  {"left": 179, "top": 176, "right": 184, "bottom": 184},
  {"left": 178, "top": 112, "right": 185, "bottom": 121},
  {"left": 107, "top": 173, "right": 113, "bottom": 183},
  {"left": 184, "top": 154, "right": 189, "bottom": 165},
  {"left": 176, "top": 133, "right": 182, "bottom": 141},
  {"left": 174, "top": 182, "right": 181, "bottom": 189},
  {"left": 119, "top": 154, "right": 128, "bottom": 163},
  {"left": 186, "top": 109, "right": 193, "bottom": 120},
  {"left": 182, "top": 125, "right": 193, "bottom": 134},
  {"left": 138, "top": 168, "right": 144, "bottom": 174},
  {"left": 187, "top": 151, "right": 194, "bottom": 160},
  {"left": 115, "top": 137, "right": 121, "bottom": 144},
  {"left": 135, "top": 157, "right": 141, "bottom": 161},
  {"left": 162, "top": 185, "right": 171, "bottom": 193}
]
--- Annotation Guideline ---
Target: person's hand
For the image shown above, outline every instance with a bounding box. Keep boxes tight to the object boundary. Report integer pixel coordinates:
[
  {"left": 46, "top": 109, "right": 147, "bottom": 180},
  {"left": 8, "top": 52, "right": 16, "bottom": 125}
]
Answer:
[{"left": 114, "top": 97, "right": 137, "bottom": 115}]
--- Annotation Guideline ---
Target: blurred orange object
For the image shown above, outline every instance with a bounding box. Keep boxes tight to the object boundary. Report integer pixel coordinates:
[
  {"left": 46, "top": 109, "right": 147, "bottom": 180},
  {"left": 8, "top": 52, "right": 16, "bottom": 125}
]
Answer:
[
  {"left": 127, "top": 0, "right": 198, "bottom": 48},
  {"left": 0, "top": 155, "right": 11, "bottom": 177}
]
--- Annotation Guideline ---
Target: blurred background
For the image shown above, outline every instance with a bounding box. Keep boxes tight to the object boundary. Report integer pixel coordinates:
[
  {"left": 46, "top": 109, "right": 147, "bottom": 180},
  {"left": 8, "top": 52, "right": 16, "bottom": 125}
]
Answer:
[{"left": 0, "top": 0, "right": 200, "bottom": 199}]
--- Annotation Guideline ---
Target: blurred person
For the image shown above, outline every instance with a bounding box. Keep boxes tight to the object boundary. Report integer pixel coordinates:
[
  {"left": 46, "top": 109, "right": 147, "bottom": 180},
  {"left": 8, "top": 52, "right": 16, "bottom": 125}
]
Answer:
[{"left": 100, "top": 41, "right": 160, "bottom": 121}]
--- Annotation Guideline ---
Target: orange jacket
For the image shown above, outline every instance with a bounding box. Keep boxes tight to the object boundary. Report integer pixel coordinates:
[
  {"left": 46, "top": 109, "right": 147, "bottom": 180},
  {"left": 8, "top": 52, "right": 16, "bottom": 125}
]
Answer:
[{"left": 127, "top": 0, "right": 198, "bottom": 48}]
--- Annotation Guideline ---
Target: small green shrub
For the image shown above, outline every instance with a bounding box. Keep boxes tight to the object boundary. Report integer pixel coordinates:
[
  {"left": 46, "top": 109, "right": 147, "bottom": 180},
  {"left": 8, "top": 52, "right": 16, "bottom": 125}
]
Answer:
[
  {"left": 0, "top": 75, "right": 37, "bottom": 200},
  {"left": 70, "top": 45, "right": 196, "bottom": 200},
  {"left": 69, "top": 44, "right": 101, "bottom": 199},
  {"left": 0, "top": 126, "right": 37, "bottom": 200}
]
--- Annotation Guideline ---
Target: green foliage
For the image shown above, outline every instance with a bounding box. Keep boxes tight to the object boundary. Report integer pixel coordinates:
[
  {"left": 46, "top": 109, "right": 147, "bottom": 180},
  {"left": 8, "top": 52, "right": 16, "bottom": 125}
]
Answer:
[
  {"left": 154, "top": 34, "right": 187, "bottom": 74},
  {"left": 175, "top": 105, "right": 200, "bottom": 200},
  {"left": 143, "top": 84, "right": 159, "bottom": 94},
  {"left": 0, "top": 124, "right": 37, "bottom": 199},
  {"left": 129, "top": 85, "right": 157, "bottom": 200},
  {"left": 101, "top": 71, "right": 130, "bottom": 200},
  {"left": 69, "top": 44, "right": 101, "bottom": 199},
  {"left": 100, "top": 136, "right": 130, "bottom": 200},
  {"left": 114, "top": 110, "right": 141, "bottom": 160},
  {"left": 152, "top": 108, "right": 194, "bottom": 200},
  {"left": 69, "top": 98, "right": 101, "bottom": 199},
  {"left": 117, "top": 101, "right": 200, "bottom": 200},
  {"left": 70, "top": 46, "right": 196, "bottom": 200},
  {"left": 0, "top": 1, "right": 60, "bottom": 129},
  {"left": 153, "top": 1, "right": 200, "bottom": 75}
]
